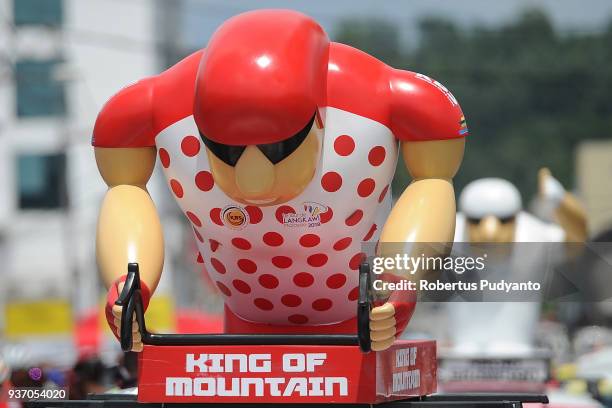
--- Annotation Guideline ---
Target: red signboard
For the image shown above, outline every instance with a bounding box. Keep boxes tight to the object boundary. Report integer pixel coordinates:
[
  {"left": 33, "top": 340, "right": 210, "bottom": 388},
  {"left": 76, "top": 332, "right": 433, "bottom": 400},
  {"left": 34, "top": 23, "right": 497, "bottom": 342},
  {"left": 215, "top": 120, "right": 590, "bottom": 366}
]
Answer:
[{"left": 137, "top": 340, "right": 436, "bottom": 404}]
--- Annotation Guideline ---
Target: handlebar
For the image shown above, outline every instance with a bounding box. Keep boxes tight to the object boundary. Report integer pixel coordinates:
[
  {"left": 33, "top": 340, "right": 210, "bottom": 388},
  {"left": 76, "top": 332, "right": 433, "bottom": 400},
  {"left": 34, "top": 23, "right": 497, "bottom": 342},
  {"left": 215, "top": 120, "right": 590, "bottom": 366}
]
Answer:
[{"left": 115, "top": 261, "right": 373, "bottom": 353}]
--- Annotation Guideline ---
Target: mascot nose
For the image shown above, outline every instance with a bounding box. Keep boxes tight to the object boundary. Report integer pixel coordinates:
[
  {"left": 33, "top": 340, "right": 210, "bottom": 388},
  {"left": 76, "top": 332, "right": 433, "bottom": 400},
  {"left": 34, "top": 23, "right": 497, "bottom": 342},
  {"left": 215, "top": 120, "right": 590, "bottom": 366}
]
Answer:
[
  {"left": 479, "top": 215, "right": 501, "bottom": 241},
  {"left": 235, "top": 146, "right": 275, "bottom": 197}
]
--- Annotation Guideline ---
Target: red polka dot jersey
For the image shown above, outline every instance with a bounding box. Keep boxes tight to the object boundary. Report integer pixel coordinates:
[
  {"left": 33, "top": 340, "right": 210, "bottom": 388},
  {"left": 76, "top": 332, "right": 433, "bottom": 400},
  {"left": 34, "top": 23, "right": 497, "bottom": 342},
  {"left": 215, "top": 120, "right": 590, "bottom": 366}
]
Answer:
[
  {"left": 91, "top": 36, "right": 467, "bottom": 329},
  {"left": 154, "top": 108, "right": 396, "bottom": 326}
]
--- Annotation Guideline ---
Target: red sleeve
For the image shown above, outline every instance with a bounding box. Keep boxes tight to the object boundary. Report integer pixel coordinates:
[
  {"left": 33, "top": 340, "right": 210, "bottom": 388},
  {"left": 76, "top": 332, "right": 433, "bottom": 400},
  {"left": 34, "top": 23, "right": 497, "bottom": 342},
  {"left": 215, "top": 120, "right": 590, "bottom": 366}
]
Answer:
[
  {"left": 388, "top": 69, "right": 468, "bottom": 142},
  {"left": 92, "top": 77, "right": 156, "bottom": 147},
  {"left": 92, "top": 49, "right": 204, "bottom": 148}
]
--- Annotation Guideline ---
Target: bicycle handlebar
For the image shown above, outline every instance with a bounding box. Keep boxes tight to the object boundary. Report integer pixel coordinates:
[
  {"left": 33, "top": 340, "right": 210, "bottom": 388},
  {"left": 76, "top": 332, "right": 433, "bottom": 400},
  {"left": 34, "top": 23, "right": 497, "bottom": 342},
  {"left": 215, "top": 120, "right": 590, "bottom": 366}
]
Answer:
[{"left": 115, "top": 262, "right": 373, "bottom": 353}]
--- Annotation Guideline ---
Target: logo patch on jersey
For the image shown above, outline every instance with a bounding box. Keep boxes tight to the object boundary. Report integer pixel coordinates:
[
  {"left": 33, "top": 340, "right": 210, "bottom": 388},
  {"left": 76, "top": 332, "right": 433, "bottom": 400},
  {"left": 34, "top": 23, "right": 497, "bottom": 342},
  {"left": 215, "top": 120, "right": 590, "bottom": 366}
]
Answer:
[
  {"left": 459, "top": 115, "right": 468, "bottom": 135},
  {"left": 282, "top": 202, "right": 329, "bottom": 228},
  {"left": 222, "top": 205, "right": 249, "bottom": 230}
]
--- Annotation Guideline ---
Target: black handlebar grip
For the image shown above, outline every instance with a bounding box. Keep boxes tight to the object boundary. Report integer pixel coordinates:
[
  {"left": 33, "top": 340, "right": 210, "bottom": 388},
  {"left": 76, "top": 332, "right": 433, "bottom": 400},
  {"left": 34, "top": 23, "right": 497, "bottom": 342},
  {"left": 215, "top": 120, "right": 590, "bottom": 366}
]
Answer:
[{"left": 115, "top": 263, "right": 142, "bottom": 352}]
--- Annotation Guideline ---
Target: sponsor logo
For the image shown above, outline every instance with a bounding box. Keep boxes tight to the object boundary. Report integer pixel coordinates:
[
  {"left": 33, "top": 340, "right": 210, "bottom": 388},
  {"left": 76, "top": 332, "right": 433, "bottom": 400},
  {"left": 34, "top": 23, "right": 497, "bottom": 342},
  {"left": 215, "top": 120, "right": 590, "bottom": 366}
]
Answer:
[
  {"left": 222, "top": 206, "right": 249, "bottom": 230},
  {"left": 283, "top": 202, "right": 329, "bottom": 228},
  {"left": 459, "top": 115, "right": 468, "bottom": 135}
]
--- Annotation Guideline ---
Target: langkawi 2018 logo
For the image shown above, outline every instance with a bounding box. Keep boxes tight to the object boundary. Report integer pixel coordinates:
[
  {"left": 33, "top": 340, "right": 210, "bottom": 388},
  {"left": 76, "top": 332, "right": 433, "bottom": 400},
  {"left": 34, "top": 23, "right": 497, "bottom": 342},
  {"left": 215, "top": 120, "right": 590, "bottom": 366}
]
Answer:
[
  {"left": 283, "top": 202, "right": 329, "bottom": 228},
  {"left": 222, "top": 206, "right": 249, "bottom": 230}
]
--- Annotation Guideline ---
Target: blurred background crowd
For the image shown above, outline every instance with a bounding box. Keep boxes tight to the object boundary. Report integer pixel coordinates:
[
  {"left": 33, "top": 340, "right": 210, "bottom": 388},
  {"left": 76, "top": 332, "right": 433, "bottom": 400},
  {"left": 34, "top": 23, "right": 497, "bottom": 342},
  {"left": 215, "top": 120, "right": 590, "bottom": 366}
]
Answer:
[{"left": 0, "top": 0, "right": 610, "bottom": 405}]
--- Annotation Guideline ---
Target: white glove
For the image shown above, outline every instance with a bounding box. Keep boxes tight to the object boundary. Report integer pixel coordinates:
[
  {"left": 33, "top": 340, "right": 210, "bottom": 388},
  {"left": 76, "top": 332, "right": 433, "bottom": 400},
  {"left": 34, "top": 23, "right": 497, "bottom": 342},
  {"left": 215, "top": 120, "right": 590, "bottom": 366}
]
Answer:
[{"left": 539, "top": 168, "right": 565, "bottom": 208}]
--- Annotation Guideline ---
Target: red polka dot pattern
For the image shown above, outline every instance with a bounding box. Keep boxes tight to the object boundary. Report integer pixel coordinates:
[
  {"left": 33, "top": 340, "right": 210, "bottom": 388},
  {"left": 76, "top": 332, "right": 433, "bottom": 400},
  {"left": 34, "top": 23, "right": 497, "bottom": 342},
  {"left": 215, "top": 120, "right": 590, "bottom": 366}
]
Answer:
[
  {"left": 245, "top": 206, "right": 263, "bottom": 224},
  {"left": 333, "top": 237, "right": 352, "bottom": 251},
  {"left": 333, "top": 135, "right": 355, "bottom": 156},
  {"left": 312, "top": 298, "right": 333, "bottom": 311},
  {"left": 320, "top": 207, "right": 333, "bottom": 223},
  {"left": 170, "top": 179, "right": 183, "bottom": 198},
  {"left": 321, "top": 172, "right": 342, "bottom": 192},
  {"left": 156, "top": 114, "right": 399, "bottom": 326},
  {"left": 307, "top": 253, "right": 328, "bottom": 267},
  {"left": 368, "top": 146, "right": 386, "bottom": 166},
  {"left": 210, "top": 257, "right": 226, "bottom": 274},
  {"left": 363, "top": 224, "right": 377, "bottom": 241},
  {"left": 258, "top": 274, "right": 279, "bottom": 289},
  {"left": 272, "top": 256, "right": 292, "bottom": 269},
  {"left": 195, "top": 171, "right": 214, "bottom": 191},
  {"left": 209, "top": 239, "right": 220, "bottom": 252},
  {"left": 210, "top": 208, "right": 223, "bottom": 226},
  {"left": 158, "top": 148, "right": 170, "bottom": 168},
  {"left": 345, "top": 210, "right": 363, "bottom": 226},
  {"left": 181, "top": 135, "right": 200, "bottom": 157},
  {"left": 288, "top": 314, "right": 309, "bottom": 324},
  {"left": 263, "top": 232, "right": 284, "bottom": 247},
  {"left": 299, "top": 234, "right": 320, "bottom": 247},
  {"left": 348, "top": 286, "right": 359, "bottom": 301},
  {"left": 186, "top": 211, "right": 202, "bottom": 227},
  {"left": 357, "top": 178, "right": 376, "bottom": 198},
  {"left": 237, "top": 259, "right": 257, "bottom": 274},
  {"left": 275, "top": 206, "right": 296, "bottom": 223},
  {"left": 231, "top": 238, "right": 251, "bottom": 250},
  {"left": 193, "top": 227, "right": 204, "bottom": 243},
  {"left": 232, "top": 279, "right": 251, "bottom": 294},
  {"left": 216, "top": 281, "right": 231, "bottom": 297},
  {"left": 350, "top": 252, "right": 366, "bottom": 270},
  {"left": 293, "top": 272, "right": 314, "bottom": 287},
  {"left": 254, "top": 298, "right": 273, "bottom": 311},
  {"left": 326, "top": 274, "right": 347, "bottom": 289},
  {"left": 281, "top": 294, "right": 302, "bottom": 307},
  {"left": 378, "top": 185, "right": 390, "bottom": 203}
]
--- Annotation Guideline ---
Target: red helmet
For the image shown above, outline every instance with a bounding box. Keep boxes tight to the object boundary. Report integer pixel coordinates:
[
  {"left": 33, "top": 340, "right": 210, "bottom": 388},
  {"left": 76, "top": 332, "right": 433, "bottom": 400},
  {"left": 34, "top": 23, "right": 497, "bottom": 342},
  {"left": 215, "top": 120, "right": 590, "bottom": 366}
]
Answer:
[{"left": 194, "top": 10, "right": 329, "bottom": 146}]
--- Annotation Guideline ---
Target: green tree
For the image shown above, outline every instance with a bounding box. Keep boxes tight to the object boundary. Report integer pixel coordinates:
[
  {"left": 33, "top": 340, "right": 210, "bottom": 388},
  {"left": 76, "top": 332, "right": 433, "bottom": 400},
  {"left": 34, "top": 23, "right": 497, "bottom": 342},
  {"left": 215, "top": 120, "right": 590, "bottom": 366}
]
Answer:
[
  {"left": 334, "top": 10, "right": 612, "bottom": 201},
  {"left": 335, "top": 18, "right": 402, "bottom": 65}
]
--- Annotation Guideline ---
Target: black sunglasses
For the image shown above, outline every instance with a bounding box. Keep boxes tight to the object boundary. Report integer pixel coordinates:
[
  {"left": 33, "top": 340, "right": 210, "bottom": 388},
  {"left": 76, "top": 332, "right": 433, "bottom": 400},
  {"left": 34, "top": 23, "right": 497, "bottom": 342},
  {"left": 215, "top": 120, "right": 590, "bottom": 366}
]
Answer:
[
  {"left": 467, "top": 215, "right": 516, "bottom": 225},
  {"left": 199, "top": 113, "right": 316, "bottom": 167}
]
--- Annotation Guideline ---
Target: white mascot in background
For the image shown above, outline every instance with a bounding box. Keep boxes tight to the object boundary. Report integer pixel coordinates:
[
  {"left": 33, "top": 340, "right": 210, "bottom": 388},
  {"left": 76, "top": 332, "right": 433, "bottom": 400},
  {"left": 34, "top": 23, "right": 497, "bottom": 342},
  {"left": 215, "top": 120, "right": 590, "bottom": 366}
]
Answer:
[{"left": 449, "top": 169, "right": 587, "bottom": 356}]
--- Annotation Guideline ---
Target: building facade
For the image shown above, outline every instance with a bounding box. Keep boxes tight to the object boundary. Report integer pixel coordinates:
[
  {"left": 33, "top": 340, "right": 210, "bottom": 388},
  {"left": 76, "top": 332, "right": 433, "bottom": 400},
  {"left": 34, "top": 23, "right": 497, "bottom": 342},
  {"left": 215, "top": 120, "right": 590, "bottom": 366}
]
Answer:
[{"left": 0, "top": 0, "right": 186, "bottom": 366}]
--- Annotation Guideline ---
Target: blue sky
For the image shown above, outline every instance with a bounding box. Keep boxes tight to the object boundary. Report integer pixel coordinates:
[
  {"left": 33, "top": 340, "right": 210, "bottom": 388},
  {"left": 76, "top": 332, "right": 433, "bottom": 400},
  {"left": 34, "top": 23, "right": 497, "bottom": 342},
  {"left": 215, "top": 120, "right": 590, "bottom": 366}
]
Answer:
[{"left": 182, "top": 0, "right": 612, "bottom": 48}]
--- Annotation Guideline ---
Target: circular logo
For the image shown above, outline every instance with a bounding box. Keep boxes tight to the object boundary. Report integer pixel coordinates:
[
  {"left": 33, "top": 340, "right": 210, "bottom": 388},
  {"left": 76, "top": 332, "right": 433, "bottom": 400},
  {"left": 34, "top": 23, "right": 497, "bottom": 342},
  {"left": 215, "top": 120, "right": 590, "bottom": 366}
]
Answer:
[
  {"left": 222, "top": 206, "right": 249, "bottom": 230},
  {"left": 28, "top": 367, "right": 42, "bottom": 381}
]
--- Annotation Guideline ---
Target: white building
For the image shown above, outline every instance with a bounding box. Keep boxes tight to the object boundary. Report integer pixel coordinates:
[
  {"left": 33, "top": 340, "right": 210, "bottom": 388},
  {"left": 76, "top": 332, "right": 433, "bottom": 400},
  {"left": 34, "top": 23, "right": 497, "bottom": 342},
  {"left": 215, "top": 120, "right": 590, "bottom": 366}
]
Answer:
[{"left": 0, "top": 0, "right": 188, "bottom": 367}]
